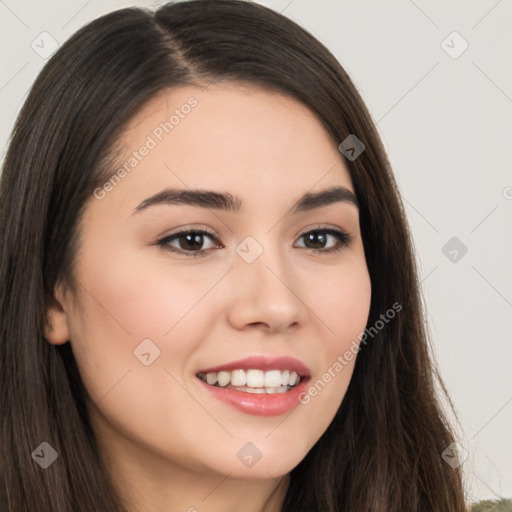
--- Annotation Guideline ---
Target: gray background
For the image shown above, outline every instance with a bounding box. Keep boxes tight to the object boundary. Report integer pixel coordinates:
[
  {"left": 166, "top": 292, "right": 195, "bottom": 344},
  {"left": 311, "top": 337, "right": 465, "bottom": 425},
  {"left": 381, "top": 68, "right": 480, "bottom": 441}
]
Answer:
[{"left": 1, "top": 0, "right": 511, "bottom": 503}]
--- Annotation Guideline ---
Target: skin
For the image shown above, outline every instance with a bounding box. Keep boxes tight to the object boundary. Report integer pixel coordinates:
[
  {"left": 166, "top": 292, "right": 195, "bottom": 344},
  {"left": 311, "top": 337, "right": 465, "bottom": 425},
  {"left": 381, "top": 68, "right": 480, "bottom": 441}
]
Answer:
[{"left": 45, "top": 83, "right": 372, "bottom": 512}]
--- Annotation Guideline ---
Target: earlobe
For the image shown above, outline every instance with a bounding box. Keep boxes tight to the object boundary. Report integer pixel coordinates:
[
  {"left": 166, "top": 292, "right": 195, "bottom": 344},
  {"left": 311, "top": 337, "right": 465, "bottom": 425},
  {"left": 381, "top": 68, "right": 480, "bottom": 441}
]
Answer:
[{"left": 44, "top": 284, "right": 71, "bottom": 345}]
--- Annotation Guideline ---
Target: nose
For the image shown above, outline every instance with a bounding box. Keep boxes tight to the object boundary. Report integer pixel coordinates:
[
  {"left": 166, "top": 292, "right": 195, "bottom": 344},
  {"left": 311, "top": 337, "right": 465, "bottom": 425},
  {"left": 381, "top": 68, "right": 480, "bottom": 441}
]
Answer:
[{"left": 226, "top": 240, "right": 308, "bottom": 334}]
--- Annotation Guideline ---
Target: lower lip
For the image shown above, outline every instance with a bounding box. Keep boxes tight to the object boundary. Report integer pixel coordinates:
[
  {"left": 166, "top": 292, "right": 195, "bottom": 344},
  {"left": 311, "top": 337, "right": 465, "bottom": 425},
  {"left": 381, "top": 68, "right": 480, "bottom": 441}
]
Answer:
[{"left": 197, "top": 377, "right": 310, "bottom": 416}]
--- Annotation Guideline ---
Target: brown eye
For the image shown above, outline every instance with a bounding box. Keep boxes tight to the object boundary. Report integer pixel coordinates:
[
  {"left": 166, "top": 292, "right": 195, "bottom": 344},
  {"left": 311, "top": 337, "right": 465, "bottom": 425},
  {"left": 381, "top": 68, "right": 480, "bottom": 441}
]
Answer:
[
  {"left": 295, "top": 228, "right": 351, "bottom": 253},
  {"left": 158, "top": 230, "right": 221, "bottom": 257},
  {"left": 157, "top": 227, "right": 351, "bottom": 258}
]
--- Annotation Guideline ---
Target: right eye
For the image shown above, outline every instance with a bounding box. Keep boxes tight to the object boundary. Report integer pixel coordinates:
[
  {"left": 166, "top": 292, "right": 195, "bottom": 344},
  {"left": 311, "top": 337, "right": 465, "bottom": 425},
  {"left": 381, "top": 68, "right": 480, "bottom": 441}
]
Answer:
[{"left": 157, "top": 229, "right": 222, "bottom": 257}]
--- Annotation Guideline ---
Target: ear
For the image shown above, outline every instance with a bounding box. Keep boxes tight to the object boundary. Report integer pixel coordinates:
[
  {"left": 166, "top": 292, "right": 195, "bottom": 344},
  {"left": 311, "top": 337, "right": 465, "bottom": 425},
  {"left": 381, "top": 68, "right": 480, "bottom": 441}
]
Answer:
[{"left": 44, "top": 282, "right": 71, "bottom": 345}]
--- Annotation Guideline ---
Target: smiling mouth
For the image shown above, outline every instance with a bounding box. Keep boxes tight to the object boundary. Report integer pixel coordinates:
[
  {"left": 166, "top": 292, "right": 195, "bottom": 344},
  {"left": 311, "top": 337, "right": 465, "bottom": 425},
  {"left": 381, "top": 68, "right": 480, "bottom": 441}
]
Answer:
[{"left": 197, "top": 369, "right": 303, "bottom": 394}]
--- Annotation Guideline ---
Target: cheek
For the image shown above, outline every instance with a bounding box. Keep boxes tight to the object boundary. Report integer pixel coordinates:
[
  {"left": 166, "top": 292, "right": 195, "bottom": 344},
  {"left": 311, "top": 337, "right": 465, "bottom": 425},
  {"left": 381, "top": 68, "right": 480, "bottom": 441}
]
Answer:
[
  {"left": 67, "top": 244, "right": 229, "bottom": 406},
  {"left": 74, "top": 242, "right": 221, "bottom": 343},
  {"left": 302, "top": 255, "right": 372, "bottom": 352},
  {"left": 66, "top": 254, "right": 218, "bottom": 464},
  {"left": 295, "top": 258, "right": 371, "bottom": 417}
]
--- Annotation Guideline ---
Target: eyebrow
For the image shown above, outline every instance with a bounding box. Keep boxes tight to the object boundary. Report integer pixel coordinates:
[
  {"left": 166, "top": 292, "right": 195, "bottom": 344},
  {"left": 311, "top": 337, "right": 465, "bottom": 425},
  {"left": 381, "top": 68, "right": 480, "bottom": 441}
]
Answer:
[{"left": 132, "top": 185, "right": 359, "bottom": 216}]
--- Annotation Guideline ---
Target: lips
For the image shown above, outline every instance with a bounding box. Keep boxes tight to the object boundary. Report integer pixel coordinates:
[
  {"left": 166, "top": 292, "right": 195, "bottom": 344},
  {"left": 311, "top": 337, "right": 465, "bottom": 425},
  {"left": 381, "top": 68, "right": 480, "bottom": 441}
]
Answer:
[
  {"left": 197, "top": 355, "right": 310, "bottom": 376},
  {"left": 195, "top": 355, "right": 311, "bottom": 416}
]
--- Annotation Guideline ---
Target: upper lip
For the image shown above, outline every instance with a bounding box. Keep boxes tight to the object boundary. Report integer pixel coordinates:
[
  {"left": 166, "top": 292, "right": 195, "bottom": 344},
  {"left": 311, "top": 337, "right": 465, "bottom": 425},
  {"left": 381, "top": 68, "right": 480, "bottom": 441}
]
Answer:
[{"left": 197, "top": 356, "right": 311, "bottom": 377}]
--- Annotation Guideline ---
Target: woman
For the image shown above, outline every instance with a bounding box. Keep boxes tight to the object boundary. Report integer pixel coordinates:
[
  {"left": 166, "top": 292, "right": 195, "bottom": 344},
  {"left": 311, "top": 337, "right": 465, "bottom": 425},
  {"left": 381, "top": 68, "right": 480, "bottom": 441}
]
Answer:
[{"left": 0, "top": 1, "right": 468, "bottom": 510}]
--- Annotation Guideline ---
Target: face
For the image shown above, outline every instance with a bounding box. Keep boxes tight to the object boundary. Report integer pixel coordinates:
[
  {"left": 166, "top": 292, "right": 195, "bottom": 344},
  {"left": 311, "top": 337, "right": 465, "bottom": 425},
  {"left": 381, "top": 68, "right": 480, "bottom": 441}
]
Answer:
[{"left": 47, "top": 83, "right": 371, "bottom": 484}]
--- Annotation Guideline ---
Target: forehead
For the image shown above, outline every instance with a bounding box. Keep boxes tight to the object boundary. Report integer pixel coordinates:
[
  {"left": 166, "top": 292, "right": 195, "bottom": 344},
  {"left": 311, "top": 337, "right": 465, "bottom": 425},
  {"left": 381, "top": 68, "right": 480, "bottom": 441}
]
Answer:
[{"left": 100, "top": 83, "right": 354, "bottom": 210}]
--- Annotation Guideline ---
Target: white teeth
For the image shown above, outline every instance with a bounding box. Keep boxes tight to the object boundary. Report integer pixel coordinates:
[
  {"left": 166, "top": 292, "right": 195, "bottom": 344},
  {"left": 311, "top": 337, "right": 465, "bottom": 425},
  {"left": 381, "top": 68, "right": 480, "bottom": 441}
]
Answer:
[
  {"left": 206, "top": 372, "right": 218, "bottom": 385},
  {"left": 264, "top": 370, "right": 282, "bottom": 388},
  {"left": 217, "top": 371, "right": 230, "bottom": 387},
  {"left": 246, "top": 369, "right": 264, "bottom": 388},
  {"left": 245, "top": 387, "right": 266, "bottom": 394},
  {"left": 198, "top": 368, "right": 303, "bottom": 392},
  {"left": 231, "top": 369, "right": 247, "bottom": 387}
]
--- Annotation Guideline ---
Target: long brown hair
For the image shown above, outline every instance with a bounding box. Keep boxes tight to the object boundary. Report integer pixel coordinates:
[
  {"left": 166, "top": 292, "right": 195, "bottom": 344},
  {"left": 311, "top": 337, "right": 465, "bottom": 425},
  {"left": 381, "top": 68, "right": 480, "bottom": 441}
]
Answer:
[{"left": 0, "top": 1, "right": 468, "bottom": 510}]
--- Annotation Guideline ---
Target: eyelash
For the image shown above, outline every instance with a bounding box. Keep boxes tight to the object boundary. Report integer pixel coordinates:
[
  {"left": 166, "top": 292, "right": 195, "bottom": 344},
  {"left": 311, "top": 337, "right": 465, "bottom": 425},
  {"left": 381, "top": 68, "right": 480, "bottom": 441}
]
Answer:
[{"left": 157, "top": 226, "right": 352, "bottom": 258}]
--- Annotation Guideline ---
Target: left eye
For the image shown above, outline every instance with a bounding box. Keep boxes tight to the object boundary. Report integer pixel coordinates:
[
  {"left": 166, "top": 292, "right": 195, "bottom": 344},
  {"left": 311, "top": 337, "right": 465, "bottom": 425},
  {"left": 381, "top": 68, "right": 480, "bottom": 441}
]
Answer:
[
  {"left": 295, "top": 229, "right": 350, "bottom": 252},
  {"left": 157, "top": 228, "right": 351, "bottom": 257}
]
